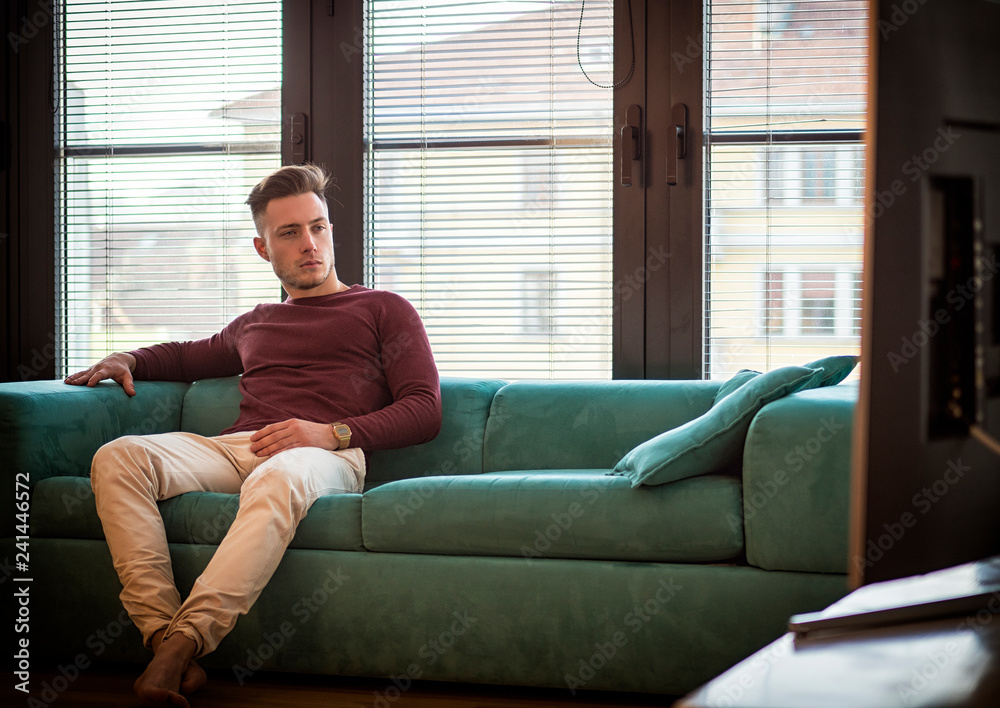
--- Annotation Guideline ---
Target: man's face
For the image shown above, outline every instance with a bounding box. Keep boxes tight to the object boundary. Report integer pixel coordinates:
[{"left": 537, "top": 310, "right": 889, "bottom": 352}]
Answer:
[{"left": 254, "top": 192, "right": 337, "bottom": 298}]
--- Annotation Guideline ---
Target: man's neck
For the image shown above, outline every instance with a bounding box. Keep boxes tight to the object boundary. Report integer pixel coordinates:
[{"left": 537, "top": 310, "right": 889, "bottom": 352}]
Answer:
[{"left": 285, "top": 278, "right": 352, "bottom": 300}]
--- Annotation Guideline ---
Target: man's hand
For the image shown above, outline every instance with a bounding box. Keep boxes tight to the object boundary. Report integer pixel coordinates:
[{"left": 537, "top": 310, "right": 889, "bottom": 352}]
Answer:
[
  {"left": 64, "top": 352, "right": 138, "bottom": 396},
  {"left": 249, "top": 419, "right": 337, "bottom": 457}
]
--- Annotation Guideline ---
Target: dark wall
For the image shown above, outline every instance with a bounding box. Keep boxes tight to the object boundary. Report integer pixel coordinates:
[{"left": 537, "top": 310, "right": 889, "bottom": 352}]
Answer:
[
  {"left": 2, "top": 0, "right": 56, "bottom": 383},
  {"left": 853, "top": 0, "right": 1000, "bottom": 584}
]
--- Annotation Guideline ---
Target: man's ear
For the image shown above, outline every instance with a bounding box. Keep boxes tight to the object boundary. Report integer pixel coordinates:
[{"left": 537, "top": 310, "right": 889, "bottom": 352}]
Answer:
[{"left": 253, "top": 236, "right": 271, "bottom": 262}]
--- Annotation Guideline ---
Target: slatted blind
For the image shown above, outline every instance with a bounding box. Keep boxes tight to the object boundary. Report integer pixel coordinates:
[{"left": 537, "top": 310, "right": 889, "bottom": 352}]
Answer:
[
  {"left": 363, "top": 0, "right": 614, "bottom": 379},
  {"left": 57, "top": 0, "right": 282, "bottom": 375},
  {"left": 704, "top": 0, "right": 869, "bottom": 378}
]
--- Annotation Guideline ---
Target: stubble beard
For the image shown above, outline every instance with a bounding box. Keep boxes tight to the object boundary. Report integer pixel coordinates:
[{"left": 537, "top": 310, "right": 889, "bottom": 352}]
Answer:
[{"left": 276, "top": 259, "right": 333, "bottom": 293}]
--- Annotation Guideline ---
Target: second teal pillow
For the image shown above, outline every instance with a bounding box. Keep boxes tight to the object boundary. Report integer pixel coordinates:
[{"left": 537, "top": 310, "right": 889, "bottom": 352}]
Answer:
[
  {"left": 615, "top": 365, "right": 820, "bottom": 487},
  {"left": 712, "top": 368, "right": 761, "bottom": 405}
]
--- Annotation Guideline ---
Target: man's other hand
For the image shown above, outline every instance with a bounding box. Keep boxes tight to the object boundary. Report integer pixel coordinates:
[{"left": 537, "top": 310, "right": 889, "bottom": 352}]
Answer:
[
  {"left": 64, "top": 352, "right": 138, "bottom": 396},
  {"left": 249, "top": 419, "right": 337, "bottom": 457}
]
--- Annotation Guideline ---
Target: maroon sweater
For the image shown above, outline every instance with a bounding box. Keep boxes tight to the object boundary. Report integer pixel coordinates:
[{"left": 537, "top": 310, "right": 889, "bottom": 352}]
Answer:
[{"left": 130, "top": 285, "right": 441, "bottom": 451}]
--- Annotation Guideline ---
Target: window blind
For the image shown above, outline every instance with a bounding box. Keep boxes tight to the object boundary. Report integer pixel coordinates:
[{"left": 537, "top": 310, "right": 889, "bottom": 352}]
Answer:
[
  {"left": 704, "top": 0, "right": 869, "bottom": 378},
  {"left": 57, "top": 0, "right": 282, "bottom": 375},
  {"left": 363, "top": 0, "right": 614, "bottom": 380}
]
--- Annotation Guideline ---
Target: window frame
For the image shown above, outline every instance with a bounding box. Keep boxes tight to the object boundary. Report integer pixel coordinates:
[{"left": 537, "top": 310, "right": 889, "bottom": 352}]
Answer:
[{"left": 613, "top": 0, "right": 705, "bottom": 380}]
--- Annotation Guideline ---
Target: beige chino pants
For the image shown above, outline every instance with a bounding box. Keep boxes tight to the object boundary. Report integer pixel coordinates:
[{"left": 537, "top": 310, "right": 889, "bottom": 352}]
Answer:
[{"left": 90, "top": 431, "right": 365, "bottom": 657}]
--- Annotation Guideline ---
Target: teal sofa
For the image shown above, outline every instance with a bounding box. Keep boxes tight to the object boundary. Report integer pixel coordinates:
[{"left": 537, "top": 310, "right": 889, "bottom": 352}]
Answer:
[{"left": 1, "top": 376, "right": 855, "bottom": 695}]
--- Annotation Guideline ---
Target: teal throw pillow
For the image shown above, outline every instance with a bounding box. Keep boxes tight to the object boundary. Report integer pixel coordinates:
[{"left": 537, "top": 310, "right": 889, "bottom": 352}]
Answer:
[
  {"left": 803, "top": 355, "right": 859, "bottom": 387},
  {"left": 615, "top": 365, "right": 820, "bottom": 487},
  {"left": 712, "top": 368, "right": 761, "bottom": 405}
]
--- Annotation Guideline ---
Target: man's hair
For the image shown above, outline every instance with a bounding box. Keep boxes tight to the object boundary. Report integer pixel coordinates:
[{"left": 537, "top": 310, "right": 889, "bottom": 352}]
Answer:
[{"left": 245, "top": 164, "right": 332, "bottom": 234}]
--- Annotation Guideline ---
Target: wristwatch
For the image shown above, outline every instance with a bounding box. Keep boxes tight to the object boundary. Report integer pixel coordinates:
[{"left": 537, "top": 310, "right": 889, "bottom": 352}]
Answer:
[{"left": 331, "top": 422, "right": 352, "bottom": 450}]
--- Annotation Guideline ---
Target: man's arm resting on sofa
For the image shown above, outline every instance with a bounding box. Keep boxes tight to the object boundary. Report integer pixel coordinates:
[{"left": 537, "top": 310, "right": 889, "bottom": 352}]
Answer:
[{"left": 64, "top": 352, "right": 137, "bottom": 396}]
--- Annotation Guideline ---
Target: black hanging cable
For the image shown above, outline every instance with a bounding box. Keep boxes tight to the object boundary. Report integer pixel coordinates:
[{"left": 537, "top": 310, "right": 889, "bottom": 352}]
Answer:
[{"left": 577, "top": 0, "right": 634, "bottom": 89}]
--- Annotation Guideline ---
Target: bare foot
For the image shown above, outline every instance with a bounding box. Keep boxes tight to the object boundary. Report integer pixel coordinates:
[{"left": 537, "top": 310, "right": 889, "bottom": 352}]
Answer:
[
  {"left": 134, "top": 634, "right": 199, "bottom": 707},
  {"left": 179, "top": 659, "right": 208, "bottom": 696}
]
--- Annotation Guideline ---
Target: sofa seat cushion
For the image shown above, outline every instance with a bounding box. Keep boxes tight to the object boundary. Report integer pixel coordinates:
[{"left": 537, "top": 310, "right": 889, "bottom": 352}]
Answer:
[
  {"left": 30, "top": 476, "right": 365, "bottom": 552},
  {"left": 361, "top": 470, "right": 744, "bottom": 562}
]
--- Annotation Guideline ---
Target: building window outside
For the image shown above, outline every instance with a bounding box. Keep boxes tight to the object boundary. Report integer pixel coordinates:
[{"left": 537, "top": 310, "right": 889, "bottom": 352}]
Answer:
[
  {"left": 521, "top": 270, "right": 553, "bottom": 336},
  {"left": 762, "top": 267, "right": 860, "bottom": 339}
]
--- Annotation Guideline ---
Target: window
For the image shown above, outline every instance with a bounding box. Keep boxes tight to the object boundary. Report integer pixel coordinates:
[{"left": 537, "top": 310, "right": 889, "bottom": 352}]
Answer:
[
  {"left": 799, "top": 271, "right": 836, "bottom": 334},
  {"left": 56, "top": 0, "right": 282, "bottom": 374},
  {"left": 764, "top": 267, "right": 859, "bottom": 338},
  {"left": 764, "top": 270, "right": 784, "bottom": 334},
  {"left": 363, "top": 0, "right": 614, "bottom": 379},
  {"left": 521, "top": 270, "right": 553, "bottom": 336},
  {"left": 38, "top": 0, "right": 870, "bottom": 384},
  {"left": 703, "top": 0, "right": 868, "bottom": 377}
]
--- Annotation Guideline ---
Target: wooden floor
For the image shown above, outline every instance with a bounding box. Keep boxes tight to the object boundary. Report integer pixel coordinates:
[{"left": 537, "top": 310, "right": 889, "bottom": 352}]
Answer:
[{"left": 15, "top": 662, "right": 679, "bottom": 707}]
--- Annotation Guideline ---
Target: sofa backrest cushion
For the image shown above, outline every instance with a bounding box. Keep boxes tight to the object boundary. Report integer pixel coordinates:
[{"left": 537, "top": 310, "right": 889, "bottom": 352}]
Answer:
[
  {"left": 483, "top": 380, "right": 719, "bottom": 472},
  {"left": 180, "top": 376, "right": 242, "bottom": 436},
  {"left": 366, "top": 377, "right": 506, "bottom": 487}
]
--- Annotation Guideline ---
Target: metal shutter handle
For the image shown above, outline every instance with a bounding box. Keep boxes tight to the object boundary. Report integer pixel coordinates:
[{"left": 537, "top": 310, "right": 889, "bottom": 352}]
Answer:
[
  {"left": 620, "top": 105, "right": 642, "bottom": 187},
  {"left": 667, "top": 103, "right": 688, "bottom": 186}
]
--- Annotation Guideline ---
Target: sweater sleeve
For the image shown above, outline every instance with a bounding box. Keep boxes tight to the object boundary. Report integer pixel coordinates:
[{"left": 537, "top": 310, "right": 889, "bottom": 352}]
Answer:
[
  {"left": 339, "top": 294, "right": 442, "bottom": 451},
  {"left": 130, "top": 321, "right": 244, "bottom": 383}
]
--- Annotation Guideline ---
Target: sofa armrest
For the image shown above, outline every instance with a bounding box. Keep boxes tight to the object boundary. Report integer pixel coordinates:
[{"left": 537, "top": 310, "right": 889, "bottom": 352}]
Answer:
[
  {"left": 742, "top": 383, "right": 858, "bottom": 574},
  {"left": 0, "top": 380, "right": 188, "bottom": 491}
]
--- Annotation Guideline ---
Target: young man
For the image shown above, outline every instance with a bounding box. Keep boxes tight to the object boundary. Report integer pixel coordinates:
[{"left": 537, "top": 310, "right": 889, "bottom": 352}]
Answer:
[{"left": 64, "top": 164, "right": 441, "bottom": 707}]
